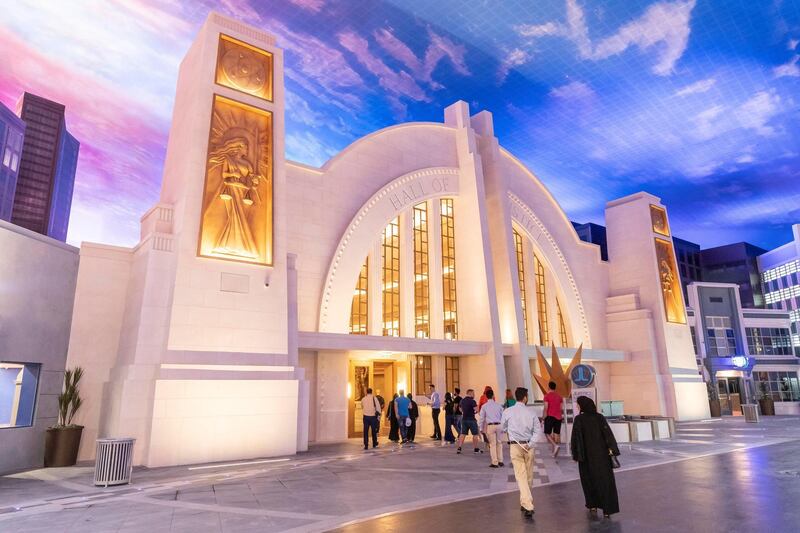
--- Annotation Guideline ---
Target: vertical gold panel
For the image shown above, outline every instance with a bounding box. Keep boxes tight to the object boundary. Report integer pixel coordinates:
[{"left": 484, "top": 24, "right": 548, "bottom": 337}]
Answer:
[
  {"left": 198, "top": 95, "right": 272, "bottom": 265},
  {"left": 215, "top": 34, "right": 273, "bottom": 101},
  {"left": 654, "top": 237, "right": 686, "bottom": 323},
  {"left": 650, "top": 204, "right": 670, "bottom": 236}
]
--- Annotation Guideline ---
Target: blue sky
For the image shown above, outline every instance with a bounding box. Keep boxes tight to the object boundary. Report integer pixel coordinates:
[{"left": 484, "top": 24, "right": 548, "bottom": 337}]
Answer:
[{"left": 1, "top": 0, "right": 798, "bottom": 249}]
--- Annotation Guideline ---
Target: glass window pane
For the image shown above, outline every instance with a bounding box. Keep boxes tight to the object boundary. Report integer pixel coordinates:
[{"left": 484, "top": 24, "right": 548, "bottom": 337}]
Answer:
[{"left": 0, "top": 363, "right": 41, "bottom": 428}]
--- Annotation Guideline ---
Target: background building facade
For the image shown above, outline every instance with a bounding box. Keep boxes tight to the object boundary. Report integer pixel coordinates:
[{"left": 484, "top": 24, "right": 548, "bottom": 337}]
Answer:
[
  {"left": 759, "top": 224, "right": 800, "bottom": 353},
  {"left": 0, "top": 220, "right": 79, "bottom": 474},
  {"left": 0, "top": 102, "right": 25, "bottom": 222},
  {"left": 11, "top": 93, "right": 79, "bottom": 242}
]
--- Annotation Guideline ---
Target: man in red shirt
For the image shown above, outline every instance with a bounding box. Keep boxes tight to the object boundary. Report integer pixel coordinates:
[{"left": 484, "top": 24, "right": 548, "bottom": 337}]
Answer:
[{"left": 543, "top": 381, "right": 563, "bottom": 458}]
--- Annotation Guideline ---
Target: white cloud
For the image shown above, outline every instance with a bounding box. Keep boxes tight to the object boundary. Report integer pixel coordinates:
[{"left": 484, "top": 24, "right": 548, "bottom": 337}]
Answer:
[
  {"left": 692, "top": 104, "right": 726, "bottom": 140},
  {"left": 736, "top": 89, "right": 781, "bottom": 136},
  {"left": 514, "top": 0, "right": 697, "bottom": 76},
  {"left": 496, "top": 48, "right": 530, "bottom": 83},
  {"left": 788, "top": 38, "right": 799, "bottom": 51},
  {"left": 773, "top": 55, "right": 800, "bottom": 78},
  {"left": 735, "top": 153, "right": 755, "bottom": 164},
  {"left": 675, "top": 77, "right": 716, "bottom": 96},
  {"left": 550, "top": 80, "right": 594, "bottom": 100}
]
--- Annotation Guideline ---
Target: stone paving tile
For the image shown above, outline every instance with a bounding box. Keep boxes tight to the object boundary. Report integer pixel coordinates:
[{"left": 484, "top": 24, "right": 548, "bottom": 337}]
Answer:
[{"left": 3, "top": 417, "right": 800, "bottom": 532}]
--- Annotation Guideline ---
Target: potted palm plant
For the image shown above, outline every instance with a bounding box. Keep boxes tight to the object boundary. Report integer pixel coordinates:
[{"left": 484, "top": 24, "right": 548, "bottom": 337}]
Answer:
[
  {"left": 707, "top": 380, "right": 721, "bottom": 417},
  {"left": 44, "top": 367, "right": 84, "bottom": 467},
  {"left": 757, "top": 380, "right": 775, "bottom": 416}
]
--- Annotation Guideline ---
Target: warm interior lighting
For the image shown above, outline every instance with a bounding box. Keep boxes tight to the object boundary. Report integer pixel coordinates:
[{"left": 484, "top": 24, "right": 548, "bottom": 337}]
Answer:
[{"left": 347, "top": 382, "right": 352, "bottom": 398}]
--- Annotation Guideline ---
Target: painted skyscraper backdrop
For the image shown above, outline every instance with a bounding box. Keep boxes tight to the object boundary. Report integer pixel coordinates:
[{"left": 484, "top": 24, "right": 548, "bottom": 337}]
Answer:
[{"left": 0, "top": 0, "right": 797, "bottom": 248}]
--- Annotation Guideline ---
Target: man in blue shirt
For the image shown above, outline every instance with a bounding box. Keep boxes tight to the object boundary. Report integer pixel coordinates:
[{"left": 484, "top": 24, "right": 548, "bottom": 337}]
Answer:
[
  {"left": 429, "top": 384, "right": 442, "bottom": 440},
  {"left": 394, "top": 389, "right": 411, "bottom": 444}
]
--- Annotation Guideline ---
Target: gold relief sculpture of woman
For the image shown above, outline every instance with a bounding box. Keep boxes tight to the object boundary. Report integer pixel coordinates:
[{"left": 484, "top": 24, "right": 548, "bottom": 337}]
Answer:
[
  {"left": 207, "top": 137, "right": 261, "bottom": 258},
  {"left": 198, "top": 95, "right": 272, "bottom": 265}
]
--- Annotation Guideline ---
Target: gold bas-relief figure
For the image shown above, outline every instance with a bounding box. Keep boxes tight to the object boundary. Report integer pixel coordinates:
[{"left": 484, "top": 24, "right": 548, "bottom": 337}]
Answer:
[
  {"left": 650, "top": 204, "right": 670, "bottom": 236},
  {"left": 215, "top": 34, "right": 273, "bottom": 101},
  {"left": 198, "top": 95, "right": 272, "bottom": 265},
  {"left": 654, "top": 238, "right": 686, "bottom": 323}
]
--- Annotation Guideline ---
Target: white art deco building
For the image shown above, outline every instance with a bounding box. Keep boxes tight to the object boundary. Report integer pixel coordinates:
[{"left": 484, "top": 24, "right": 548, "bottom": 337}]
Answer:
[{"left": 65, "top": 13, "right": 709, "bottom": 467}]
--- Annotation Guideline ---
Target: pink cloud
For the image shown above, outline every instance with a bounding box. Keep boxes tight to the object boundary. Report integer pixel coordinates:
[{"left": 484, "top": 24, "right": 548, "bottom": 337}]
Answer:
[
  {"left": 0, "top": 29, "right": 167, "bottom": 245},
  {"left": 374, "top": 27, "right": 470, "bottom": 90},
  {"left": 289, "top": 0, "right": 325, "bottom": 13},
  {"left": 338, "top": 31, "right": 429, "bottom": 105}
]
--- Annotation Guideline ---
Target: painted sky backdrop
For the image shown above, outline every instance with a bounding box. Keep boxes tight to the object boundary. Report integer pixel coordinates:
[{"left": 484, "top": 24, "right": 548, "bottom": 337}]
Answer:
[{"left": 1, "top": 0, "right": 798, "bottom": 249}]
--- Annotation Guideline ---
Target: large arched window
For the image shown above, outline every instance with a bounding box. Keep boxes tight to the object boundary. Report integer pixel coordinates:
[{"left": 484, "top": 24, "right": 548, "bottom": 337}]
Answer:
[
  {"left": 441, "top": 198, "right": 458, "bottom": 340},
  {"left": 513, "top": 226, "right": 573, "bottom": 348},
  {"left": 382, "top": 217, "right": 401, "bottom": 337},
  {"left": 347, "top": 198, "right": 460, "bottom": 340}
]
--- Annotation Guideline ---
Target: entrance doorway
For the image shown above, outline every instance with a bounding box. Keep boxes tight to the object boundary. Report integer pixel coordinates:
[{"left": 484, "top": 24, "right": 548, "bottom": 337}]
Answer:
[
  {"left": 717, "top": 377, "right": 743, "bottom": 416},
  {"left": 347, "top": 359, "right": 405, "bottom": 438}
]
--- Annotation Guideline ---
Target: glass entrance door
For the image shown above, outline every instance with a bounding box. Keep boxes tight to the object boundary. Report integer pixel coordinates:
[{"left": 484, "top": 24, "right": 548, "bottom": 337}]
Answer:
[
  {"left": 348, "top": 361, "right": 373, "bottom": 438},
  {"left": 717, "top": 377, "right": 743, "bottom": 416}
]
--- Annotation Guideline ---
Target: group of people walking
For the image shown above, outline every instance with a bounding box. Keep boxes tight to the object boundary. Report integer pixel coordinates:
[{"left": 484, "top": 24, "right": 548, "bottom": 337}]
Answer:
[{"left": 360, "top": 381, "right": 621, "bottom": 519}]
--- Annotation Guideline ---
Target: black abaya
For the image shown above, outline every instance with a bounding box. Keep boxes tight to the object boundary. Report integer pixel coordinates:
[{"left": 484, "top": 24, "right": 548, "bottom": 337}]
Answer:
[
  {"left": 387, "top": 400, "right": 399, "bottom": 442},
  {"left": 570, "top": 412, "right": 621, "bottom": 515}
]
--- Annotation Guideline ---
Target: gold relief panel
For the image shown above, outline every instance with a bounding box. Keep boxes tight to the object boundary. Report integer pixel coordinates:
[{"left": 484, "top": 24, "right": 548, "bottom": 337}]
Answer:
[
  {"left": 198, "top": 95, "right": 273, "bottom": 266},
  {"left": 650, "top": 204, "right": 670, "bottom": 236},
  {"left": 654, "top": 238, "right": 686, "bottom": 324},
  {"left": 215, "top": 34, "right": 273, "bottom": 101}
]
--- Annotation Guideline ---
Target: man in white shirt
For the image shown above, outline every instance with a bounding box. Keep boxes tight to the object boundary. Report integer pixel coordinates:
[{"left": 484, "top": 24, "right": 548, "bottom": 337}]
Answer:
[
  {"left": 429, "top": 384, "right": 442, "bottom": 440},
  {"left": 501, "top": 387, "right": 542, "bottom": 519},
  {"left": 361, "top": 387, "right": 382, "bottom": 450},
  {"left": 478, "top": 389, "right": 505, "bottom": 468}
]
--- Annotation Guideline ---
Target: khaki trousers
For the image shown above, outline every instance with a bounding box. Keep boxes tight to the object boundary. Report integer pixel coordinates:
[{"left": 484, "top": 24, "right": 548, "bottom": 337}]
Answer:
[
  {"left": 486, "top": 424, "right": 504, "bottom": 465},
  {"left": 510, "top": 443, "right": 534, "bottom": 511}
]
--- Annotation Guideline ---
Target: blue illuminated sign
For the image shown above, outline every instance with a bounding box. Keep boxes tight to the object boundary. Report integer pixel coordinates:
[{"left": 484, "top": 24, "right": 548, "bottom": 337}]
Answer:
[
  {"left": 571, "top": 364, "right": 596, "bottom": 388},
  {"left": 731, "top": 356, "right": 749, "bottom": 369}
]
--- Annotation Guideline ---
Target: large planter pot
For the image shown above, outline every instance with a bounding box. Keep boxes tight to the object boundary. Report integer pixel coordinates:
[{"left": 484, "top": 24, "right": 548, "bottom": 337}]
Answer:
[
  {"left": 758, "top": 398, "right": 775, "bottom": 416},
  {"left": 708, "top": 399, "right": 722, "bottom": 417},
  {"left": 44, "top": 426, "right": 84, "bottom": 467}
]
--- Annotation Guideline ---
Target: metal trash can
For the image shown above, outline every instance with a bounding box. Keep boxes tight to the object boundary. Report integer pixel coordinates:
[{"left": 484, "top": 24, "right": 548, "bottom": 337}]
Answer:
[
  {"left": 94, "top": 438, "right": 136, "bottom": 487},
  {"left": 742, "top": 404, "right": 759, "bottom": 423}
]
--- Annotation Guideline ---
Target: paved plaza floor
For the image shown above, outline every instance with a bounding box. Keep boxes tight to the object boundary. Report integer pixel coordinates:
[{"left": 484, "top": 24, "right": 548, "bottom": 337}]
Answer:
[{"left": 2, "top": 416, "right": 800, "bottom": 532}]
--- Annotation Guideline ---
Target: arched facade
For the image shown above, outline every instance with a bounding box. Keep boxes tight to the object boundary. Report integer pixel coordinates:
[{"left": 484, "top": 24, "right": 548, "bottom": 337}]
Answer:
[{"left": 64, "top": 16, "right": 709, "bottom": 469}]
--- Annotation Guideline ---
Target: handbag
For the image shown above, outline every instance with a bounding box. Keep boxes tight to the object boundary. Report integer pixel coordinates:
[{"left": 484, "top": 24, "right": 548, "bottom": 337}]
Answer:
[
  {"left": 405, "top": 417, "right": 412, "bottom": 427},
  {"left": 609, "top": 449, "right": 621, "bottom": 469}
]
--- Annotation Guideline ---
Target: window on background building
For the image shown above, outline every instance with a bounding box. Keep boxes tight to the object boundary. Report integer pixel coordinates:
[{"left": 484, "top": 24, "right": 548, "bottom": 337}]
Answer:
[
  {"left": 413, "top": 202, "right": 430, "bottom": 338},
  {"left": 705, "top": 316, "right": 736, "bottom": 356},
  {"left": 349, "top": 259, "right": 368, "bottom": 335},
  {"left": 0, "top": 363, "right": 40, "bottom": 428},
  {"left": 445, "top": 356, "right": 460, "bottom": 392},
  {"left": 513, "top": 229, "right": 529, "bottom": 344},
  {"left": 534, "top": 254, "right": 550, "bottom": 346},
  {"left": 440, "top": 199, "right": 458, "bottom": 340},
  {"left": 2, "top": 129, "right": 23, "bottom": 172},
  {"left": 382, "top": 217, "right": 400, "bottom": 337},
  {"left": 690, "top": 326, "right": 698, "bottom": 355},
  {"left": 414, "top": 355, "right": 432, "bottom": 396},
  {"left": 746, "top": 327, "right": 794, "bottom": 356},
  {"left": 557, "top": 301, "right": 568, "bottom": 347},
  {"left": 753, "top": 371, "right": 800, "bottom": 401}
]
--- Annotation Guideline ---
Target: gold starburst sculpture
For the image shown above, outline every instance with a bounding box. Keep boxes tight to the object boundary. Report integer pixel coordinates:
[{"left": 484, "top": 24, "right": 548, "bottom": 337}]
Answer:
[{"left": 532, "top": 344, "right": 583, "bottom": 398}]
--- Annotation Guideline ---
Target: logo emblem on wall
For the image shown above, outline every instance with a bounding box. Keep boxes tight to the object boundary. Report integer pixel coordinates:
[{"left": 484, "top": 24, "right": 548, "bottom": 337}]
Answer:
[{"left": 570, "top": 364, "right": 596, "bottom": 388}]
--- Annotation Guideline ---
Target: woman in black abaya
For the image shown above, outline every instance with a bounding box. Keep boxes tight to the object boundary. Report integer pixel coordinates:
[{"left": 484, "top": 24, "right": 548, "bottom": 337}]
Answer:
[
  {"left": 387, "top": 393, "right": 400, "bottom": 442},
  {"left": 570, "top": 396, "right": 621, "bottom": 517}
]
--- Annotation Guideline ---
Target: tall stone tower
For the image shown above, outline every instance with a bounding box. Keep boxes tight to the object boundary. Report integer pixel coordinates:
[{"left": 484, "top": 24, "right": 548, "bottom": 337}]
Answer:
[{"left": 95, "top": 12, "right": 307, "bottom": 467}]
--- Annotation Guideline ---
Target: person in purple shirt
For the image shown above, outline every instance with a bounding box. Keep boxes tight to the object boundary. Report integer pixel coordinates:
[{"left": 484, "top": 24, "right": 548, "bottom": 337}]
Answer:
[{"left": 456, "top": 389, "right": 483, "bottom": 455}]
